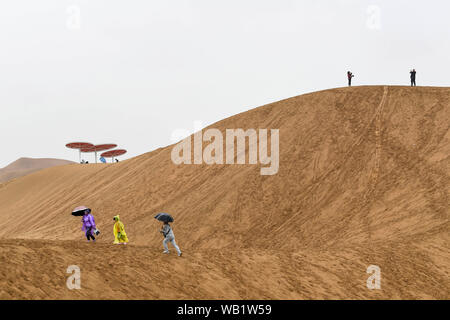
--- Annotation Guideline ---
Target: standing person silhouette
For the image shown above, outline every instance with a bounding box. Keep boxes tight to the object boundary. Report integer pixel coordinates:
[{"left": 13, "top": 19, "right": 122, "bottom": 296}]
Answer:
[
  {"left": 410, "top": 69, "right": 417, "bottom": 86},
  {"left": 347, "top": 71, "right": 354, "bottom": 86}
]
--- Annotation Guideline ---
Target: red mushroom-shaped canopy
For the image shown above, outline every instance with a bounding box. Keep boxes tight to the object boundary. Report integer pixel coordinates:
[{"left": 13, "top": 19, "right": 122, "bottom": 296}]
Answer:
[
  {"left": 66, "top": 142, "right": 94, "bottom": 150},
  {"left": 101, "top": 149, "right": 127, "bottom": 158},
  {"left": 81, "top": 144, "right": 118, "bottom": 153}
]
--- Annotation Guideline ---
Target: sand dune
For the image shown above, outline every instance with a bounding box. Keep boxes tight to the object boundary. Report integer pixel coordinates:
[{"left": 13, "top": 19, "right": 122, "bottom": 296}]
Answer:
[
  {"left": 1, "top": 238, "right": 446, "bottom": 299},
  {"left": 0, "top": 86, "right": 448, "bottom": 299},
  {"left": 0, "top": 158, "right": 74, "bottom": 183}
]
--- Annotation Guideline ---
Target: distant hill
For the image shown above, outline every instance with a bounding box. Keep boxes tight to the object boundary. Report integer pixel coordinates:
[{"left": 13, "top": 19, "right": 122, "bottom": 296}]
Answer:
[{"left": 0, "top": 158, "right": 74, "bottom": 183}]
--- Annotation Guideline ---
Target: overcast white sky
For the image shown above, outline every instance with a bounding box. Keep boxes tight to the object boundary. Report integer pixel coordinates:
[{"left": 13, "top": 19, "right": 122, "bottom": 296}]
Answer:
[{"left": 0, "top": 0, "right": 449, "bottom": 167}]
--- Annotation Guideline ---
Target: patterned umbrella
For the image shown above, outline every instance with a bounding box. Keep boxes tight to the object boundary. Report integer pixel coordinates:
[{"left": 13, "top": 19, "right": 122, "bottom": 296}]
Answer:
[{"left": 72, "top": 206, "right": 91, "bottom": 216}]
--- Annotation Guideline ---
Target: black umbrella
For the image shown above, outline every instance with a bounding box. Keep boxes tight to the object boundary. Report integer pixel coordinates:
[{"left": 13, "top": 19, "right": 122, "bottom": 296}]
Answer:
[
  {"left": 72, "top": 206, "right": 91, "bottom": 216},
  {"left": 154, "top": 212, "right": 174, "bottom": 223}
]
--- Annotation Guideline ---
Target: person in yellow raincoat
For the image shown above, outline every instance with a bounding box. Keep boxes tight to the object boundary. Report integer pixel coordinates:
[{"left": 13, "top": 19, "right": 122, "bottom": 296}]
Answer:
[{"left": 113, "top": 215, "right": 129, "bottom": 245}]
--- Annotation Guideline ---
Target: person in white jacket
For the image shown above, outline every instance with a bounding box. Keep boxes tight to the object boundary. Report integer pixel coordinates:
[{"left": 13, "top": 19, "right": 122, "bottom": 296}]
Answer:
[{"left": 160, "top": 222, "right": 182, "bottom": 256}]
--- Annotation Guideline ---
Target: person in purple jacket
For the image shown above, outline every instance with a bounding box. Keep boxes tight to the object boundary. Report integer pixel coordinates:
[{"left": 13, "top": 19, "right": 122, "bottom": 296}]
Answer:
[{"left": 81, "top": 209, "right": 97, "bottom": 242}]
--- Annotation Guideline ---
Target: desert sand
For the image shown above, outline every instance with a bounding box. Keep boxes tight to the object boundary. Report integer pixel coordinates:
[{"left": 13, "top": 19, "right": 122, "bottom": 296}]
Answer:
[
  {"left": 0, "top": 86, "right": 448, "bottom": 299},
  {"left": 0, "top": 158, "right": 74, "bottom": 183}
]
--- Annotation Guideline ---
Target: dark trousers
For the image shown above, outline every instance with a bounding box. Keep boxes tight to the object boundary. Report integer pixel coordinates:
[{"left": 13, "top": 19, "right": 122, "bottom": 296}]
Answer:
[
  {"left": 348, "top": 78, "right": 352, "bottom": 86},
  {"left": 86, "top": 227, "right": 96, "bottom": 241},
  {"left": 411, "top": 79, "right": 416, "bottom": 86}
]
